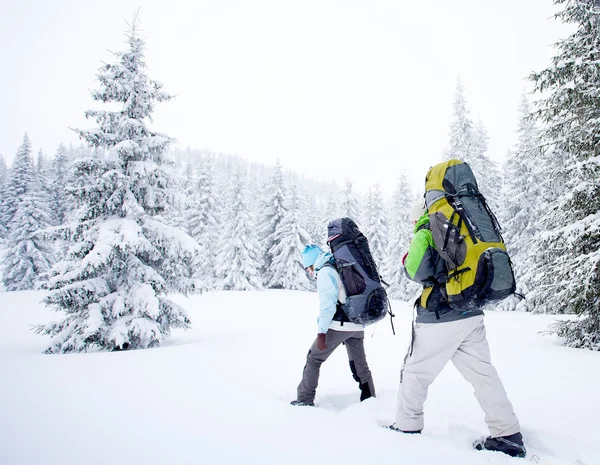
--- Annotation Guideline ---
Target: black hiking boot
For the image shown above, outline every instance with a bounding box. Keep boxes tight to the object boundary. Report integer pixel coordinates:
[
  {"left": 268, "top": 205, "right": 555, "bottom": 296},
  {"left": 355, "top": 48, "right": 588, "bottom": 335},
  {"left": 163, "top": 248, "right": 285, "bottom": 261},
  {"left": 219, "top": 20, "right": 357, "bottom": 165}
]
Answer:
[
  {"left": 474, "top": 432, "right": 526, "bottom": 458},
  {"left": 290, "top": 399, "right": 315, "bottom": 407},
  {"left": 386, "top": 424, "right": 421, "bottom": 434},
  {"left": 359, "top": 382, "right": 373, "bottom": 402}
]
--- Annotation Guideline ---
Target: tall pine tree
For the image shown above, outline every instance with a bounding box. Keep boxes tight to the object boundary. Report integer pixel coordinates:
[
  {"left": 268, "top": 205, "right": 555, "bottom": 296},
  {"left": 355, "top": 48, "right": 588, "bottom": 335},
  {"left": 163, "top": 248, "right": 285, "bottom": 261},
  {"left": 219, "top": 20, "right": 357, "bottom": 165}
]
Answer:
[
  {"left": 268, "top": 184, "right": 312, "bottom": 290},
  {"left": 4, "top": 134, "right": 35, "bottom": 228},
  {"left": 471, "top": 121, "right": 501, "bottom": 211},
  {"left": 0, "top": 154, "right": 8, "bottom": 241},
  {"left": 529, "top": 0, "right": 600, "bottom": 349},
  {"left": 36, "top": 21, "right": 199, "bottom": 353},
  {"left": 365, "top": 184, "right": 388, "bottom": 269},
  {"left": 259, "top": 160, "right": 287, "bottom": 286},
  {"left": 187, "top": 154, "right": 221, "bottom": 288},
  {"left": 1, "top": 178, "right": 54, "bottom": 291},
  {"left": 385, "top": 173, "right": 419, "bottom": 300},
  {"left": 499, "top": 95, "right": 544, "bottom": 312},
  {"left": 304, "top": 193, "right": 325, "bottom": 246},
  {"left": 341, "top": 179, "right": 361, "bottom": 225},
  {"left": 215, "top": 168, "right": 263, "bottom": 291},
  {"left": 445, "top": 80, "right": 498, "bottom": 207},
  {"left": 50, "top": 144, "right": 72, "bottom": 226},
  {"left": 445, "top": 79, "right": 474, "bottom": 162}
]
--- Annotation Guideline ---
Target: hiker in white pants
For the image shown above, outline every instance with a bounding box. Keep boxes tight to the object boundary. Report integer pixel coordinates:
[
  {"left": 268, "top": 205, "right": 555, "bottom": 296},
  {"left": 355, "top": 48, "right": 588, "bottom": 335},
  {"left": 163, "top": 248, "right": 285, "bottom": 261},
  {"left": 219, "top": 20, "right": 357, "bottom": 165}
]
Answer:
[{"left": 390, "top": 200, "right": 526, "bottom": 458}]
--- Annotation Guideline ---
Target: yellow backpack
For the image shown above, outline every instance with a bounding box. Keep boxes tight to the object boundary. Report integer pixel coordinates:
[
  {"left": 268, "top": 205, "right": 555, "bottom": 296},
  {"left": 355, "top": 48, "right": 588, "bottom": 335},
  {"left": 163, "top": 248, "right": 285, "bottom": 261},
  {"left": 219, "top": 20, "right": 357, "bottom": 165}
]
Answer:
[{"left": 425, "top": 159, "right": 516, "bottom": 310}]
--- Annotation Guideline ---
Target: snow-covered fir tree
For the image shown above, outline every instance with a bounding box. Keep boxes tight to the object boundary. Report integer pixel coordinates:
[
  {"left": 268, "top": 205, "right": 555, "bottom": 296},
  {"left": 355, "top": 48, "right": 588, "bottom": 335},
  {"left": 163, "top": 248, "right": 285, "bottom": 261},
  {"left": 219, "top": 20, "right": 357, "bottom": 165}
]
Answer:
[
  {"left": 529, "top": 0, "right": 600, "bottom": 349},
  {"left": 0, "top": 154, "right": 6, "bottom": 181},
  {"left": 186, "top": 154, "right": 221, "bottom": 287},
  {"left": 365, "top": 184, "right": 388, "bottom": 270},
  {"left": 324, "top": 188, "right": 341, "bottom": 227},
  {"left": 259, "top": 160, "right": 287, "bottom": 286},
  {"left": 35, "top": 150, "right": 53, "bottom": 208},
  {"left": 0, "top": 154, "right": 8, "bottom": 241},
  {"left": 1, "top": 178, "right": 54, "bottom": 291},
  {"left": 50, "top": 144, "right": 72, "bottom": 226},
  {"left": 35, "top": 22, "right": 199, "bottom": 353},
  {"left": 471, "top": 121, "right": 501, "bottom": 211},
  {"left": 4, "top": 133, "right": 35, "bottom": 228},
  {"left": 498, "top": 95, "right": 544, "bottom": 312},
  {"left": 215, "top": 168, "right": 263, "bottom": 291},
  {"left": 385, "top": 173, "right": 419, "bottom": 299},
  {"left": 444, "top": 80, "right": 498, "bottom": 207},
  {"left": 268, "top": 183, "right": 312, "bottom": 290},
  {"left": 36, "top": 150, "right": 49, "bottom": 176},
  {"left": 363, "top": 187, "right": 374, "bottom": 236},
  {"left": 340, "top": 179, "right": 361, "bottom": 226},
  {"left": 445, "top": 79, "right": 474, "bottom": 162},
  {"left": 304, "top": 193, "right": 325, "bottom": 245},
  {"left": 168, "top": 154, "right": 193, "bottom": 232}
]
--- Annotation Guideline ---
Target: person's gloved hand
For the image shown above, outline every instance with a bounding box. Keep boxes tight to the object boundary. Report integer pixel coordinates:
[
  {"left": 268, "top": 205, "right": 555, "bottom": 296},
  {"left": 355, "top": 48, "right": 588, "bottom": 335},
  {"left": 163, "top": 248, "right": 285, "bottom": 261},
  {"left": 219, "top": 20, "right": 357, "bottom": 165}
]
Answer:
[
  {"left": 317, "top": 333, "right": 327, "bottom": 350},
  {"left": 402, "top": 252, "right": 408, "bottom": 266}
]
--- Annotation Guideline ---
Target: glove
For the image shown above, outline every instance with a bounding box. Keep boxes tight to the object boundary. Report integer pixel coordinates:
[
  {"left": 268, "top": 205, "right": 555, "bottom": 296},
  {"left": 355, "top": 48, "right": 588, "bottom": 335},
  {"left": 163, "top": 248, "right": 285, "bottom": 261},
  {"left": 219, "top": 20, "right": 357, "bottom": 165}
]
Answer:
[{"left": 316, "top": 333, "right": 328, "bottom": 351}]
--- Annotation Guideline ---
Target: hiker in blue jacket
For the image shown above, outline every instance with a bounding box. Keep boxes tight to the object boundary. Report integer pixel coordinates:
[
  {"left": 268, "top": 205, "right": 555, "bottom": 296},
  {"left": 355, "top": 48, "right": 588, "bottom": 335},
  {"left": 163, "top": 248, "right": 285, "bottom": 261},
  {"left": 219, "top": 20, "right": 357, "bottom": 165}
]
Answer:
[{"left": 290, "top": 244, "right": 376, "bottom": 406}]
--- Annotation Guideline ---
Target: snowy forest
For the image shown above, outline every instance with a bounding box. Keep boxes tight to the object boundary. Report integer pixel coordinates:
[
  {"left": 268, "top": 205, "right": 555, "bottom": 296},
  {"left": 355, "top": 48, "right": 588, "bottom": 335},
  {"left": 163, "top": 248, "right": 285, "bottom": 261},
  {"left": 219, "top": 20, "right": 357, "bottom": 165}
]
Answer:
[{"left": 0, "top": 0, "right": 598, "bottom": 352}]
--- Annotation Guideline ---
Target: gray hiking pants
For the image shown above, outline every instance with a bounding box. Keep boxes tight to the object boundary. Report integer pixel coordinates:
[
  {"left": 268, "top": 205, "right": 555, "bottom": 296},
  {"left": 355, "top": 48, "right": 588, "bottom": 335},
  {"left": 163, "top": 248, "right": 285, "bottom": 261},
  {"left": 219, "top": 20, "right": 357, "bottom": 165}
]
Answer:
[
  {"left": 395, "top": 315, "right": 520, "bottom": 437},
  {"left": 297, "top": 329, "right": 375, "bottom": 404}
]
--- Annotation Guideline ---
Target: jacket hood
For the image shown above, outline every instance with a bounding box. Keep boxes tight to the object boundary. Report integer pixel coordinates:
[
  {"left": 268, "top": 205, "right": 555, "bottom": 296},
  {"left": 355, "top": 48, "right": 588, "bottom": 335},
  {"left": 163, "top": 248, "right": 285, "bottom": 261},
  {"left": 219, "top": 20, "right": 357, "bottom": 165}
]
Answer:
[
  {"left": 414, "top": 211, "right": 430, "bottom": 233},
  {"left": 314, "top": 251, "right": 334, "bottom": 272}
]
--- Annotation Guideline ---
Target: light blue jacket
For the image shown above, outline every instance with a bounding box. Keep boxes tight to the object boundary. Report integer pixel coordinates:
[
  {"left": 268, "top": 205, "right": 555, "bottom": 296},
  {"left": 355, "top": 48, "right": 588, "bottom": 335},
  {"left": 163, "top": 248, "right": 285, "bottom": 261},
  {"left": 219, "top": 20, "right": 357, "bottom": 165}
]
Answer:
[{"left": 314, "top": 252, "right": 341, "bottom": 333}]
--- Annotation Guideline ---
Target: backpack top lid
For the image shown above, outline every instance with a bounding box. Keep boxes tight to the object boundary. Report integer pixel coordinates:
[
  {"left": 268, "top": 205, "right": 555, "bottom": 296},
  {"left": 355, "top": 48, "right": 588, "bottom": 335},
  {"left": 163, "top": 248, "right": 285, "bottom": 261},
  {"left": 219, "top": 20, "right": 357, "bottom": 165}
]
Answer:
[
  {"left": 327, "top": 217, "right": 380, "bottom": 284},
  {"left": 425, "top": 159, "right": 479, "bottom": 208},
  {"left": 327, "top": 217, "right": 361, "bottom": 248}
]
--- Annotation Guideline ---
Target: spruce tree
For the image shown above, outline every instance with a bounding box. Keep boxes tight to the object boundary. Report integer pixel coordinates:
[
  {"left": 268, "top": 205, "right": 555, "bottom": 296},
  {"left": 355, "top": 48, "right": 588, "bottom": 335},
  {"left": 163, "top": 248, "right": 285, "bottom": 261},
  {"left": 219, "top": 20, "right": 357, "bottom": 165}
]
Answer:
[
  {"left": 50, "top": 144, "right": 72, "bottom": 226},
  {"left": 1, "top": 178, "right": 54, "bottom": 291},
  {"left": 529, "top": 0, "right": 600, "bottom": 349},
  {"left": 167, "top": 156, "right": 192, "bottom": 233},
  {"left": 215, "top": 168, "right": 263, "bottom": 291},
  {"left": 268, "top": 184, "right": 312, "bottom": 290},
  {"left": 445, "top": 79, "right": 474, "bottom": 163},
  {"left": 445, "top": 81, "right": 498, "bottom": 207},
  {"left": 259, "top": 160, "right": 287, "bottom": 286},
  {"left": 499, "top": 95, "right": 544, "bottom": 311},
  {"left": 471, "top": 121, "right": 501, "bottom": 211},
  {"left": 35, "top": 150, "right": 53, "bottom": 208},
  {"left": 385, "top": 173, "right": 419, "bottom": 300},
  {"left": 0, "top": 154, "right": 8, "bottom": 241},
  {"left": 304, "top": 193, "right": 325, "bottom": 245},
  {"left": 324, "top": 189, "right": 341, "bottom": 228},
  {"left": 187, "top": 154, "right": 221, "bottom": 288},
  {"left": 365, "top": 184, "right": 388, "bottom": 269},
  {"left": 5, "top": 134, "right": 35, "bottom": 228},
  {"left": 341, "top": 179, "right": 361, "bottom": 225},
  {"left": 35, "top": 21, "right": 198, "bottom": 353}
]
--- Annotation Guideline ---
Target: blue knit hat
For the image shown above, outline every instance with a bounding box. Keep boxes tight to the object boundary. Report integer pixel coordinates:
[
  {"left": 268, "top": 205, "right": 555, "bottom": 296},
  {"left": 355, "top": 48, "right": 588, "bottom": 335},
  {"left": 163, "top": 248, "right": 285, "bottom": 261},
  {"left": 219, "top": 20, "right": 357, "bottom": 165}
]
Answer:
[{"left": 302, "top": 244, "right": 323, "bottom": 268}]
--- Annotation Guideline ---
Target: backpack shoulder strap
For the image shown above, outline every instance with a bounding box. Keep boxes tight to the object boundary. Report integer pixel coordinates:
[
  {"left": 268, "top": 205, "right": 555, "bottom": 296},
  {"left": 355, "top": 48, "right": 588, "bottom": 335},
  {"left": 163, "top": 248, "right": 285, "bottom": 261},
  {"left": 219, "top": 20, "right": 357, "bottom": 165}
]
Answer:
[
  {"left": 319, "top": 255, "right": 337, "bottom": 271},
  {"left": 320, "top": 260, "right": 348, "bottom": 325},
  {"left": 416, "top": 222, "right": 430, "bottom": 233}
]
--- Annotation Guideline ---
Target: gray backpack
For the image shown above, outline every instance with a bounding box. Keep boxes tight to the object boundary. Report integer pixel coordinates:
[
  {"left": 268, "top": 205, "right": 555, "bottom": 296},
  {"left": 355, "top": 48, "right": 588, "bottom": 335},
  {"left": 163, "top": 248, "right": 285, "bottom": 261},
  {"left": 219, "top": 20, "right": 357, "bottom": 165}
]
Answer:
[{"left": 327, "top": 218, "right": 392, "bottom": 327}]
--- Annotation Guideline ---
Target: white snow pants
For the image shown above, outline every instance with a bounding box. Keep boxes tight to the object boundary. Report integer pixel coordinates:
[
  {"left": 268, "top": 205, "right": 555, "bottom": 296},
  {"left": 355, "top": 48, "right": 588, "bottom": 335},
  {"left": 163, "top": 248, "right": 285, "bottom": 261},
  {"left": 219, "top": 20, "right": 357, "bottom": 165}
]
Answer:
[{"left": 395, "top": 315, "right": 520, "bottom": 437}]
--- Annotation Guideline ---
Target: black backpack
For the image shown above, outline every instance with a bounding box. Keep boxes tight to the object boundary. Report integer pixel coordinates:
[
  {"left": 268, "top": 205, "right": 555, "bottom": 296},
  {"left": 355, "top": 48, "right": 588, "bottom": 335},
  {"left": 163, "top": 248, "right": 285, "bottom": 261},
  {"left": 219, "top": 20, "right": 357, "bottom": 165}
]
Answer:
[{"left": 327, "top": 218, "right": 391, "bottom": 326}]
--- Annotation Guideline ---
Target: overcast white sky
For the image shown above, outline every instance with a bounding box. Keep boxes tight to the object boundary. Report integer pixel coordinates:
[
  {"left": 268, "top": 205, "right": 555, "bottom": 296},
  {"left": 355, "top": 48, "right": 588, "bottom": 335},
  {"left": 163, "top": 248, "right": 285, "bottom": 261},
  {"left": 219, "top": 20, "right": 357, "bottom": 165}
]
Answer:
[{"left": 0, "top": 0, "right": 569, "bottom": 194}]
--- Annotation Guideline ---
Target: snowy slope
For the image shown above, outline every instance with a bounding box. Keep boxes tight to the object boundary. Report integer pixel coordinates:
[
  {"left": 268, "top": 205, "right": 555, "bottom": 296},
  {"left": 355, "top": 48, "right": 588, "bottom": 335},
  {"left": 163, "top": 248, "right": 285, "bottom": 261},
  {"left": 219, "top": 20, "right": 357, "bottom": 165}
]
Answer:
[{"left": 0, "top": 289, "right": 598, "bottom": 465}]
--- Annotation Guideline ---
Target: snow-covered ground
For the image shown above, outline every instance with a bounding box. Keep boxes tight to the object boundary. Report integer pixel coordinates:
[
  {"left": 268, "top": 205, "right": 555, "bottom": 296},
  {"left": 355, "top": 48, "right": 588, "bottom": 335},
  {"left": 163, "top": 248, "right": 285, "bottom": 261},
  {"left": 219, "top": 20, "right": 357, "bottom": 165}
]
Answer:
[{"left": 0, "top": 289, "right": 598, "bottom": 465}]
